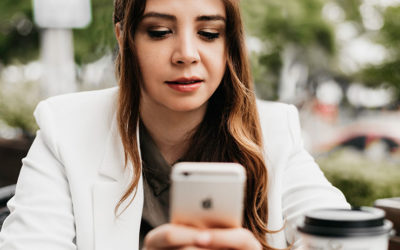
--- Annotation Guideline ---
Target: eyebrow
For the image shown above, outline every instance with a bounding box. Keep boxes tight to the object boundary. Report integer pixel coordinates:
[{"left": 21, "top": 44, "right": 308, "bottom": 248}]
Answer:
[
  {"left": 141, "top": 12, "right": 176, "bottom": 21},
  {"left": 196, "top": 15, "right": 226, "bottom": 22},
  {"left": 141, "top": 12, "right": 226, "bottom": 22}
]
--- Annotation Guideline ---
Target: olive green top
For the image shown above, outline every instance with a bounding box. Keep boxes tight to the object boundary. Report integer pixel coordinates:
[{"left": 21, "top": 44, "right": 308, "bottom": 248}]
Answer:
[{"left": 138, "top": 121, "right": 172, "bottom": 249}]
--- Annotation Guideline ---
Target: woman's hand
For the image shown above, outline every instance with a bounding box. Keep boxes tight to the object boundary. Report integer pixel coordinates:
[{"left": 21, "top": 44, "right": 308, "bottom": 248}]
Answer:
[
  {"left": 144, "top": 223, "right": 262, "bottom": 250},
  {"left": 195, "top": 227, "right": 262, "bottom": 250}
]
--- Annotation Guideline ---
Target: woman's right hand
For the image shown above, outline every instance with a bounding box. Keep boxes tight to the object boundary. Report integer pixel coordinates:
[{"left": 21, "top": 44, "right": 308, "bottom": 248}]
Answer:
[{"left": 143, "top": 223, "right": 262, "bottom": 250}]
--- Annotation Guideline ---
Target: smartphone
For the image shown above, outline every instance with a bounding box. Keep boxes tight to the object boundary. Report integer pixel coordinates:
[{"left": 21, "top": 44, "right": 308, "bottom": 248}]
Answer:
[{"left": 170, "top": 162, "right": 246, "bottom": 229}]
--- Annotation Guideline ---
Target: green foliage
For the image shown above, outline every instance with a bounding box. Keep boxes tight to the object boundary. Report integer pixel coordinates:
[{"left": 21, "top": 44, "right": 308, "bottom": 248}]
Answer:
[
  {"left": 0, "top": 0, "right": 39, "bottom": 64},
  {"left": 251, "top": 51, "right": 280, "bottom": 100},
  {"left": 240, "top": 0, "right": 269, "bottom": 36},
  {"left": 73, "top": 0, "right": 116, "bottom": 64},
  {"left": 0, "top": 0, "right": 115, "bottom": 65},
  {"left": 260, "top": 50, "right": 282, "bottom": 76},
  {"left": 356, "top": 6, "right": 400, "bottom": 101},
  {"left": 380, "top": 6, "right": 400, "bottom": 46},
  {"left": 0, "top": 80, "right": 39, "bottom": 134},
  {"left": 242, "top": 0, "right": 400, "bottom": 102},
  {"left": 241, "top": 0, "right": 336, "bottom": 100},
  {"left": 358, "top": 61, "right": 400, "bottom": 100},
  {"left": 334, "top": 0, "right": 363, "bottom": 24},
  {"left": 317, "top": 149, "right": 400, "bottom": 206},
  {"left": 260, "top": 0, "right": 335, "bottom": 54}
]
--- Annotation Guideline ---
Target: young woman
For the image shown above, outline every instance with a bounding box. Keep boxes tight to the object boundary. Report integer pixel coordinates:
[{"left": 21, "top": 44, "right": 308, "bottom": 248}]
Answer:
[{"left": 0, "top": 0, "right": 349, "bottom": 249}]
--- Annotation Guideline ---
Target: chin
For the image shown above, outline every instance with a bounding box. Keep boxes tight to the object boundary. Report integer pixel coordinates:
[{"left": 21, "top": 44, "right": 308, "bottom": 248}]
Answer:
[{"left": 165, "top": 99, "right": 208, "bottom": 113}]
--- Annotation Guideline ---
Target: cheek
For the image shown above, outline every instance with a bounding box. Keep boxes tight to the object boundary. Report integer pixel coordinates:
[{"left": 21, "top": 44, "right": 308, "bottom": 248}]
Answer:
[
  {"left": 212, "top": 44, "right": 227, "bottom": 78},
  {"left": 202, "top": 43, "right": 226, "bottom": 76},
  {"left": 136, "top": 42, "right": 170, "bottom": 77}
]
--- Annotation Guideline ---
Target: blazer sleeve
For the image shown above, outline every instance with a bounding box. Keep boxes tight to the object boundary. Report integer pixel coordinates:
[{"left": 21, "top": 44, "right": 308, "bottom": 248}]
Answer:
[
  {"left": 281, "top": 105, "right": 350, "bottom": 248},
  {"left": 0, "top": 101, "right": 76, "bottom": 250}
]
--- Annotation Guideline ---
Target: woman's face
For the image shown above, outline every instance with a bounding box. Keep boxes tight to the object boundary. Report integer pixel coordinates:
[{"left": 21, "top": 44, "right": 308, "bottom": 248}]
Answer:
[{"left": 134, "top": 0, "right": 227, "bottom": 113}]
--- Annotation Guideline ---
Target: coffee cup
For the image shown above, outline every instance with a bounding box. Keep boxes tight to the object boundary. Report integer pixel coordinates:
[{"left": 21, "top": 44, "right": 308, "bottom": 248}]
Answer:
[{"left": 297, "top": 207, "right": 393, "bottom": 250}]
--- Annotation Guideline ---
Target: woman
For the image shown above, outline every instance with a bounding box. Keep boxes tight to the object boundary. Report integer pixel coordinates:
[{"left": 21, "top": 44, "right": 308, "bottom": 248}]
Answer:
[{"left": 0, "top": 0, "right": 349, "bottom": 249}]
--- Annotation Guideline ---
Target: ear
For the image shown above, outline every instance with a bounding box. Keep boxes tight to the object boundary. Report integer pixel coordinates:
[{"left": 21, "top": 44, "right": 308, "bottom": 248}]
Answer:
[{"left": 115, "top": 22, "right": 123, "bottom": 49}]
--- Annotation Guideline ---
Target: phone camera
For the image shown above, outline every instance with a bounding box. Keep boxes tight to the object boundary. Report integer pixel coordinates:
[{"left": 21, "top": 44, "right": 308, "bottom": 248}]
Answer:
[{"left": 183, "top": 172, "right": 190, "bottom": 177}]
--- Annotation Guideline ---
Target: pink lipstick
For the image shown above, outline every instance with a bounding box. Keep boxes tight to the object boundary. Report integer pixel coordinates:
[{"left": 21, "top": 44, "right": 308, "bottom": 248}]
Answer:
[{"left": 165, "top": 77, "right": 203, "bottom": 92}]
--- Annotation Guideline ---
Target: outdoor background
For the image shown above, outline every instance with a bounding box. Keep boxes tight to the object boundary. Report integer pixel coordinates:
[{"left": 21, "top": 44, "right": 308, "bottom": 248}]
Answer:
[{"left": 0, "top": 0, "right": 400, "bottom": 207}]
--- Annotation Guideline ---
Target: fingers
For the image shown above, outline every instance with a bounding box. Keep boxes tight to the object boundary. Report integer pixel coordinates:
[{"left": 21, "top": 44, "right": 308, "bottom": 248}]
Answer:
[
  {"left": 144, "top": 224, "right": 200, "bottom": 249},
  {"left": 144, "top": 224, "right": 262, "bottom": 250},
  {"left": 195, "top": 228, "right": 262, "bottom": 250},
  {"left": 180, "top": 247, "right": 210, "bottom": 250}
]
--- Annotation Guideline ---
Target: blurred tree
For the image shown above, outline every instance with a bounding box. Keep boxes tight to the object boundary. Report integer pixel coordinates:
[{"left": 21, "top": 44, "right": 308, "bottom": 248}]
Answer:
[
  {"left": 357, "top": 6, "right": 400, "bottom": 101},
  {"left": 242, "top": 0, "right": 400, "bottom": 103},
  {"left": 0, "top": 0, "right": 115, "bottom": 65},
  {"left": 73, "top": 0, "right": 116, "bottom": 64},
  {"left": 335, "top": 0, "right": 363, "bottom": 24},
  {"left": 0, "top": 0, "right": 39, "bottom": 64},
  {"left": 241, "top": 0, "right": 336, "bottom": 101}
]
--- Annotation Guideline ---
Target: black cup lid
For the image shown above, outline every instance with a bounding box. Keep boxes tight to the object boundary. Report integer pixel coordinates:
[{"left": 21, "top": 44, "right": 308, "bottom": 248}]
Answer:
[{"left": 297, "top": 207, "right": 393, "bottom": 237}]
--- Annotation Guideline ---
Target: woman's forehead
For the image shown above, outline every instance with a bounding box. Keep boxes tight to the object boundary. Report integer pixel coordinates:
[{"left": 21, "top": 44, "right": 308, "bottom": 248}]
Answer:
[{"left": 143, "top": 0, "right": 226, "bottom": 18}]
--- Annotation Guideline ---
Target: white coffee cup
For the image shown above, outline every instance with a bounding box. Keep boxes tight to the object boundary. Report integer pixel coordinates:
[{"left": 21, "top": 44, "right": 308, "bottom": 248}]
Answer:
[{"left": 297, "top": 207, "right": 393, "bottom": 250}]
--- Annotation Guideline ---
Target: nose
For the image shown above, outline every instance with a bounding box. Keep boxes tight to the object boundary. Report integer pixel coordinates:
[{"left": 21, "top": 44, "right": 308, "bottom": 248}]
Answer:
[{"left": 172, "top": 32, "right": 200, "bottom": 65}]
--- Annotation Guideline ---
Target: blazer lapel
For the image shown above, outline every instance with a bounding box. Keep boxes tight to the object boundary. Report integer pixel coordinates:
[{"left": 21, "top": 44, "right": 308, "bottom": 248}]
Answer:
[{"left": 92, "top": 117, "right": 144, "bottom": 250}]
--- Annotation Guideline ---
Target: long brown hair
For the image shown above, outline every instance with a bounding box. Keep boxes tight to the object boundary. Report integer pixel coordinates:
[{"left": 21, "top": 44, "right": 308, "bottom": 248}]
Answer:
[{"left": 113, "top": 0, "right": 273, "bottom": 248}]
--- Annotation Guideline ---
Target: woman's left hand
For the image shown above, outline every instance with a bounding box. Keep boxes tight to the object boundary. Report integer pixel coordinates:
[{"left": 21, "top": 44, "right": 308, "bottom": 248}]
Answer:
[{"left": 194, "top": 227, "right": 262, "bottom": 250}]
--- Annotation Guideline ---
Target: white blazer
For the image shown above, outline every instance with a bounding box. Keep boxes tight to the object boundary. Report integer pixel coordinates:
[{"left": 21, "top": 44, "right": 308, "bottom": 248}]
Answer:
[{"left": 0, "top": 87, "right": 349, "bottom": 250}]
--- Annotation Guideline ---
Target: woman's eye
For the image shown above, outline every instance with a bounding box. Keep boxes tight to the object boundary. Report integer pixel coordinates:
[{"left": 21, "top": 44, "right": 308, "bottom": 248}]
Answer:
[
  {"left": 147, "top": 29, "right": 172, "bottom": 39},
  {"left": 198, "top": 31, "right": 220, "bottom": 41}
]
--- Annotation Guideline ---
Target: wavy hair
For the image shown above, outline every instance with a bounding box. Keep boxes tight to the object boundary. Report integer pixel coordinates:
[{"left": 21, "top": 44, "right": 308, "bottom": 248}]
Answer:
[{"left": 113, "top": 0, "right": 273, "bottom": 248}]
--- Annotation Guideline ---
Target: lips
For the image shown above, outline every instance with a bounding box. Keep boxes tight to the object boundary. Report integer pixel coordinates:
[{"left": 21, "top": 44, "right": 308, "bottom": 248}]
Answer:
[
  {"left": 164, "top": 77, "right": 203, "bottom": 92},
  {"left": 165, "top": 77, "right": 203, "bottom": 85}
]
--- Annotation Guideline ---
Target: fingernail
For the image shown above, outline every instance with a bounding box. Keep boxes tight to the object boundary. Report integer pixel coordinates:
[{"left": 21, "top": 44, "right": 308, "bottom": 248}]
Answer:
[{"left": 196, "top": 232, "right": 211, "bottom": 245}]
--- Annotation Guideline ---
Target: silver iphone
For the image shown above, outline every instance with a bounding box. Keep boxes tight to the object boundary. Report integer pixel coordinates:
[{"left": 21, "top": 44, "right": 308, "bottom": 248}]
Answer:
[{"left": 170, "top": 162, "right": 246, "bottom": 229}]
